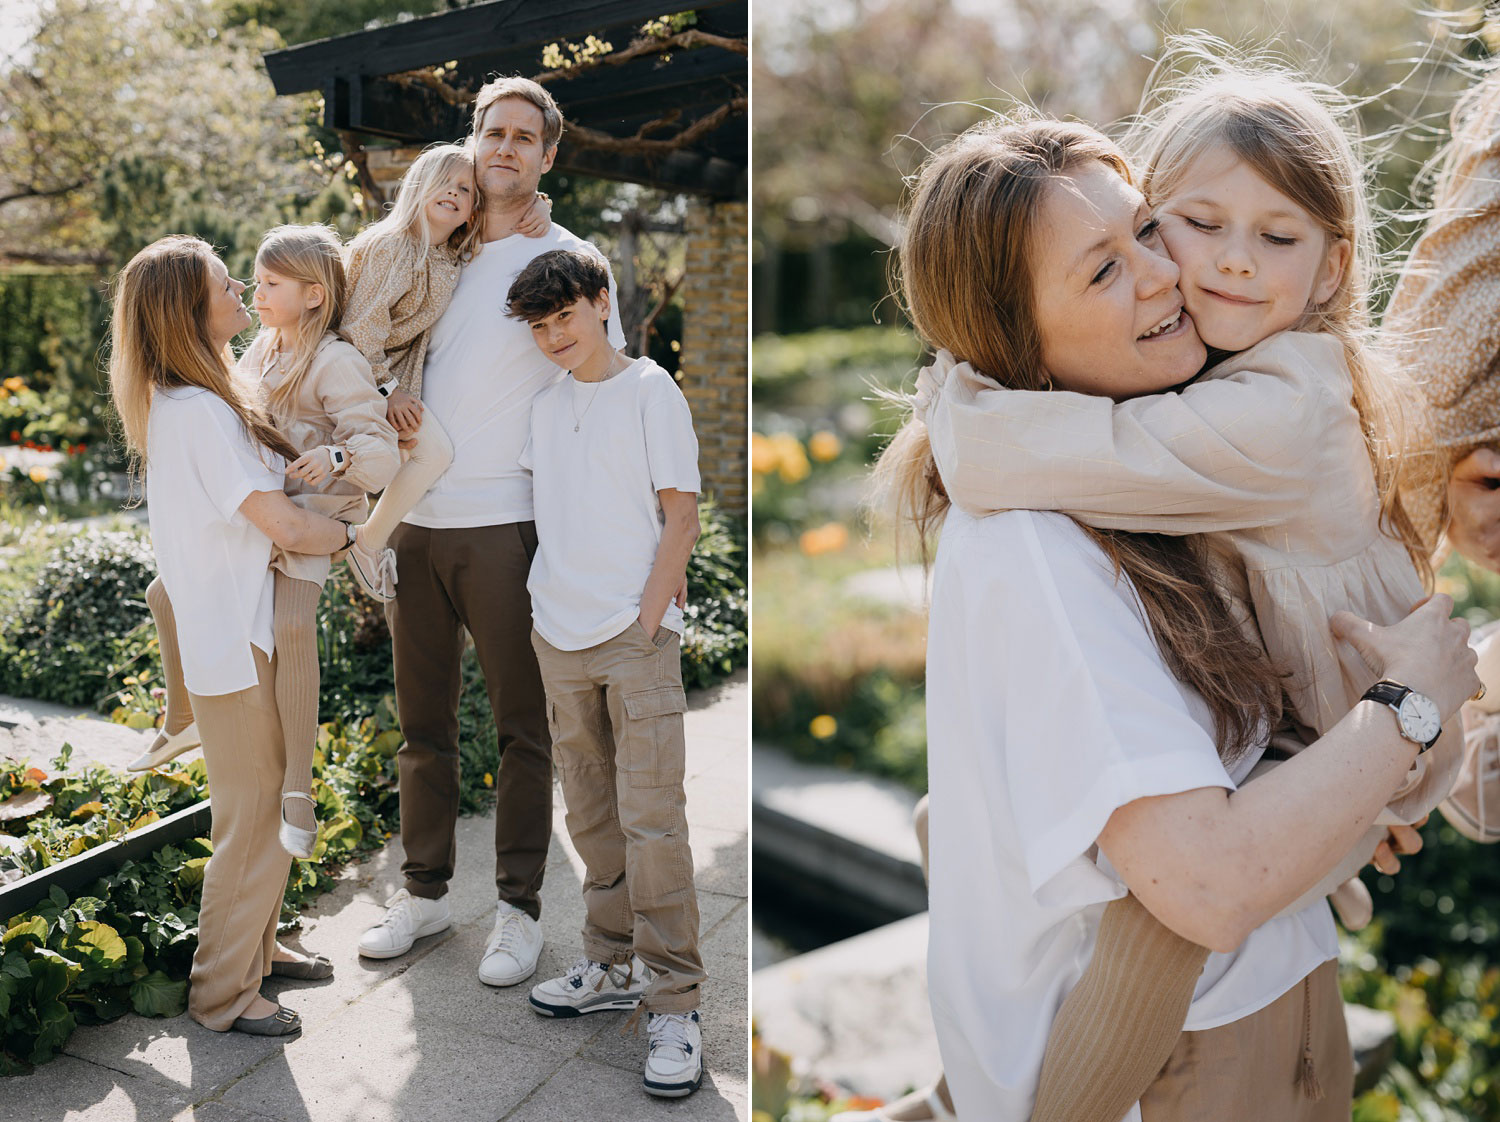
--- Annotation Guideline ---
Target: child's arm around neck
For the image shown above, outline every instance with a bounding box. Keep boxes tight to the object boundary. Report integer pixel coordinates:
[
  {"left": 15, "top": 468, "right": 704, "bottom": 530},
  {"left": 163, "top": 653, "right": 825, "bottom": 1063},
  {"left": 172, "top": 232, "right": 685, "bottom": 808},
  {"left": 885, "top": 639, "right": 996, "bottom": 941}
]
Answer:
[{"left": 922, "top": 329, "right": 1346, "bottom": 534}]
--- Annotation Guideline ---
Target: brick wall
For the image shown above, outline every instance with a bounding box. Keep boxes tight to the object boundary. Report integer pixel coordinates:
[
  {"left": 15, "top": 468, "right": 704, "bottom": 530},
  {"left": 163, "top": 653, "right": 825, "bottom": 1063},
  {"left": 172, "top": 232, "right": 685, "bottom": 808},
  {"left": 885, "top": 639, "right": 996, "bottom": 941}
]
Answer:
[{"left": 676, "top": 198, "right": 748, "bottom": 517}]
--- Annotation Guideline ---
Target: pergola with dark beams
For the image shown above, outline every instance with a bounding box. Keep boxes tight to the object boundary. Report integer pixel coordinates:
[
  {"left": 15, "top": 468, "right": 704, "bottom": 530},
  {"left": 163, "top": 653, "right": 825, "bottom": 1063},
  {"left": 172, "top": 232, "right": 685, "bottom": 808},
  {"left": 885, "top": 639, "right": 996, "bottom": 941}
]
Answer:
[{"left": 262, "top": 0, "right": 747, "bottom": 200}]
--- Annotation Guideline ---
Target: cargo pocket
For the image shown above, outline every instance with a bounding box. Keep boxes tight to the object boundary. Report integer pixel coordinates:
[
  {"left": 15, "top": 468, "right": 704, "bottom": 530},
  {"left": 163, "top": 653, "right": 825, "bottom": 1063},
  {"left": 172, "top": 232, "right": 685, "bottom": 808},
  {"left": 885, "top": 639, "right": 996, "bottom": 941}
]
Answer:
[
  {"left": 542, "top": 700, "right": 566, "bottom": 779},
  {"left": 621, "top": 684, "right": 687, "bottom": 788}
]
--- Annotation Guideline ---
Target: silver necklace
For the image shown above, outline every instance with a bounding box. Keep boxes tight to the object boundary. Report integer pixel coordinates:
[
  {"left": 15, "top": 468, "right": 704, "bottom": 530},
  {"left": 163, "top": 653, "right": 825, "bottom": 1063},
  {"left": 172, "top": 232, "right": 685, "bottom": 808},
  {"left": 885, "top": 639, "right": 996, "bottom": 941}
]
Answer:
[{"left": 569, "top": 351, "right": 626, "bottom": 433}]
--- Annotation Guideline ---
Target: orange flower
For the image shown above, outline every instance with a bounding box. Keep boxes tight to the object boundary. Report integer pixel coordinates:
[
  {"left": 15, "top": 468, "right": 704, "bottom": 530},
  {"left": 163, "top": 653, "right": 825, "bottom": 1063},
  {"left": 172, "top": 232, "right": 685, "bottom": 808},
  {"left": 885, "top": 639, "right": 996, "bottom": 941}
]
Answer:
[
  {"left": 807, "top": 430, "right": 842, "bottom": 462},
  {"left": 799, "top": 521, "right": 848, "bottom": 556}
]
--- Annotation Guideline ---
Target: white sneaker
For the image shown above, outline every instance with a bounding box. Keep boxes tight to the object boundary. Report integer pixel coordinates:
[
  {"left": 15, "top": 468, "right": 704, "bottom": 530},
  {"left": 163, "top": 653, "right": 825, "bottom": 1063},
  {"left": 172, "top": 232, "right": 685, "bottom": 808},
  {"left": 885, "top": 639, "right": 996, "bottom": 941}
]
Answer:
[
  {"left": 477, "top": 899, "right": 543, "bottom": 987},
  {"left": 346, "top": 534, "right": 397, "bottom": 603},
  {"left": 357, "top": 889, "right": 451, "bottom": 959},
  {"left": 643, "top": 1010, "right": 703, "bottom": 1098},
  {"left": 126, "top": 721, "right": 201, "bottom": 772},
  {"left": 529, "top": 954, "right": 651, "bottom": 1017}
]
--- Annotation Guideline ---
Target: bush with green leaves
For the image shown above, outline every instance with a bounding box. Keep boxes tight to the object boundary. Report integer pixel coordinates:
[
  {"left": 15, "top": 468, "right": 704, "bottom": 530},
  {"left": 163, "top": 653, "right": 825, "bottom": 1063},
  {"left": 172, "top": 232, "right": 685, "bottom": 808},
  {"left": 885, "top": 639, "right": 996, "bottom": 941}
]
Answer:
[
  {"left": 682, "top": 497, "right": 748, "bottom": 689},
  {"left": 0, "top": 528, "right": 156, "bottom": 707}
]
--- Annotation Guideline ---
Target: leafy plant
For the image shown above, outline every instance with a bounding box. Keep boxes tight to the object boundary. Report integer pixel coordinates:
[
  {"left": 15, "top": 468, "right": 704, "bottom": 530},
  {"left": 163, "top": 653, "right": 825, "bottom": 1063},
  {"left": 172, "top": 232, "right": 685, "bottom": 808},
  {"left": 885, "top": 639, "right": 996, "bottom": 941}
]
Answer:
[
  {"left": 682, "top": 496, "right": 748, "bottom": 689},
  {"left": 0, "top": 527, "right": 156, "bottom": 707}
]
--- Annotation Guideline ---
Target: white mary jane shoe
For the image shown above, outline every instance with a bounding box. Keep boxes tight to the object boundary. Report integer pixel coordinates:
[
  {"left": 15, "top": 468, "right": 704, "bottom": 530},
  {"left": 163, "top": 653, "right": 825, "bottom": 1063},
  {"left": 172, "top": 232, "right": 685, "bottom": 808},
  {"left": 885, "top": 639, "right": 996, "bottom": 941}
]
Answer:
[
  {"left": 279, "top": 791, "right": 319, "bottom": 859},
  {"left": 126, "top": 722, "right": 201, "bottom": 772}
]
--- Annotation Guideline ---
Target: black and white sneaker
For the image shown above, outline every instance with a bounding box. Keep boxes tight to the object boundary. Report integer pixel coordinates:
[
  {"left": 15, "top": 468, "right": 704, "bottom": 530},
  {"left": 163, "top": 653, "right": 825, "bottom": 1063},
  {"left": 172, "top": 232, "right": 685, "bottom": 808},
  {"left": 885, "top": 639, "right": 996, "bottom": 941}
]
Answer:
[
  {"left": 643, "top": 1009, "right": 703, "bottom": 1098},
  {"left": 528, "top": 955, "right": 650, "bottom": 1017}
]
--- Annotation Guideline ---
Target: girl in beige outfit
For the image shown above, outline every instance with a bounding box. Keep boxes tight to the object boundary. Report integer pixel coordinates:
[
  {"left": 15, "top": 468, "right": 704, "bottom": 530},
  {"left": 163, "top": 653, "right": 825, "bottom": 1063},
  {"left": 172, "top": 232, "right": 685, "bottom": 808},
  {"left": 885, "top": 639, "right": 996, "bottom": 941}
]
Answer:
[
  {"left": 1383, "top": 70, "right": 1500, "bottom": 843},
  {"left": 338, "top": 143, "right": 550, "bottom": 597},
  {"left": 918, "top": 69, "right": 1458, "bottom": 1122},
  {"left": 236, "top": 225, "right": 400, "bottom": 859}
]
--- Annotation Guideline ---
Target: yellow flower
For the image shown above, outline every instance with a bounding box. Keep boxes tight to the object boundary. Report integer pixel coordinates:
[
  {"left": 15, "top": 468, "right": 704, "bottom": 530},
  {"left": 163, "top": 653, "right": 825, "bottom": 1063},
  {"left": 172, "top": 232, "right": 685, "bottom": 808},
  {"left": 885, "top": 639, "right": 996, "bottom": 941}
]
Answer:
[
  {"left": 809, "top": 714, "right": 837, "bottom": 739},
  {"left": 750, "top": 432, "right": 778, "bottom": 476},
  {"left": 28, "top": 465, "right": 49, "bottom": 484},
  {"left": 774, "top": 433, "right": 810, "bottom": 483},
  {"left": 483, "top": 772, "right": 494, "bottom": 787},
  {"left": 808, "top": 430, "right": 842, "bottom": 463},
  {"left": 799, "top": 521, "right": 849, "bottom": 556}
]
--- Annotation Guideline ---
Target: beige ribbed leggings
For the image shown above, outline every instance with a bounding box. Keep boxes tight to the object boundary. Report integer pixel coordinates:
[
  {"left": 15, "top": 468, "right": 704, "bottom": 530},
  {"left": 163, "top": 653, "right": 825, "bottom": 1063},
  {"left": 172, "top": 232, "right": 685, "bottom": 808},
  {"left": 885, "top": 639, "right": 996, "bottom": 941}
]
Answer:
[
  {"left": 357, "top": 408, "right": 453, "bottom": 554},
  {"left": 145, "top": 573, "right": 322, "bottom": 834}
]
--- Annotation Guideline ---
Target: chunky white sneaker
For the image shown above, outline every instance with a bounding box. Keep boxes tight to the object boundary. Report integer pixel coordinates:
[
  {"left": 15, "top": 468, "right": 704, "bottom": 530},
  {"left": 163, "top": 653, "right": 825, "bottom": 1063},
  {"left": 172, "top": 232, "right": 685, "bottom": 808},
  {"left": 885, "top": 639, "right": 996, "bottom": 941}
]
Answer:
[
  {"left": 643, "top": 1010, "right": 703, "bottom": 1098},
  {"left": 357, "top": 889, "right": 451, "bottom": 959},
  {"left": 126, "top": 721, "right": 201, "bottom": 772},
  {"left": 477, "top": 899, "right": 543, "bottom": 987},
  {"left": 529, "top": 954, "right": 651, "bottom": 1017}
]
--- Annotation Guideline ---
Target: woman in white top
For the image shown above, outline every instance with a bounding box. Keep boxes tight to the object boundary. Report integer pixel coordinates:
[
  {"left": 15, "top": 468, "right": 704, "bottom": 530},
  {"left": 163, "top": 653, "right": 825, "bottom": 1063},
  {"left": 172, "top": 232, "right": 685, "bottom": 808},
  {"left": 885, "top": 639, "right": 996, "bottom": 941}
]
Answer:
[
  {"left": 871, "top": 118, "right": 1479, "bottom": 1119},
  {"left": 108, "top": 236, "right": 352, "bottom": 1037}
]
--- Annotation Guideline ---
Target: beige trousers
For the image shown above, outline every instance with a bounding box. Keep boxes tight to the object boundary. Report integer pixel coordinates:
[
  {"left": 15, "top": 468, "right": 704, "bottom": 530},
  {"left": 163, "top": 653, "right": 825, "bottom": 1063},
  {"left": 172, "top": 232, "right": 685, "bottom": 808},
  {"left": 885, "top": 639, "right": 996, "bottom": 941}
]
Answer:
[
  {"left": 187, "top": 645, "right": 293, "bottom": 1030},
  {"left": 1139, "top": 958, "right": 1353, "bottom": 1121},
  {"left": 532, "top": 623, "right": 703, "bottom": 1013}
]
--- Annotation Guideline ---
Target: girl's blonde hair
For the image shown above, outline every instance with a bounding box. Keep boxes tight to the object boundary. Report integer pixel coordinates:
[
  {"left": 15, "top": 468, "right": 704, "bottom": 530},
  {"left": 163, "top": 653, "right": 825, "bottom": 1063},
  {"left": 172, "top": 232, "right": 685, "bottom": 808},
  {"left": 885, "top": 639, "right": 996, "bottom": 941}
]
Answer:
[
  {"left": 348, "top": 143, "right": 481, "bottom": 265},
  {"left": 873, "top": 115, "right": 1284, "bottom": 762},
  {"left": 1127, "top": 49, "right": 1434, "bottom": 585},
  {"left": 108, "top": 235, "right": 297, "bottom": 497},
  {"left": 255, "top": 224, "right": 348, "bottom": 419}
]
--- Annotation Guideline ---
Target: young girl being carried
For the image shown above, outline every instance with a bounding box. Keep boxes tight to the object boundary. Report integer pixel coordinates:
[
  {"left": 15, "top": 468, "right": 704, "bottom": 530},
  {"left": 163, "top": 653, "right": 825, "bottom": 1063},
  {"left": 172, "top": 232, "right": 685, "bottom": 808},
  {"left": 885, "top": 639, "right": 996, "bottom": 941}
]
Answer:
[
  {"left": 239, "top": 224, "right": 401, "bottom": 859},
  {"left": 337, "top": 141, "right": 550, "bottom": 598},
  {"left": 916, "top": 60, "right": 1464, "bottom": 1122}
]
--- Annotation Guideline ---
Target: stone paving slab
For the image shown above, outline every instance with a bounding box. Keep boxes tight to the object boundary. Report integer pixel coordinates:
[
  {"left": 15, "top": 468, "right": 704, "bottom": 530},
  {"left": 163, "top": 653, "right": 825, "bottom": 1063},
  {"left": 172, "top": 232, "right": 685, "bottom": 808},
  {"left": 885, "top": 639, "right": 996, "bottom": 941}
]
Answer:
[
  {"left": 8, "top": 671, "right": 747, "bottom": 1121},
  {"left": 753, "top": 913, "right": 938, "bottom": 1106}
]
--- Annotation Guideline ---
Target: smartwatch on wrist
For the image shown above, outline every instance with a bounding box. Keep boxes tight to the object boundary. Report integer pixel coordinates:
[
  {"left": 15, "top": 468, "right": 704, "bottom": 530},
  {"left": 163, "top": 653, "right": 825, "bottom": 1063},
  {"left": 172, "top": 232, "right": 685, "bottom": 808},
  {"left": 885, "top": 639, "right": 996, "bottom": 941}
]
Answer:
[
  {"left": 376, "top": 379, "right": 400, "bottom": 399},
  {"left": 327, "top": 445, "right": 349, "bottom": 473},
  {"left": 1361, "top": 679, "right": 1442, "bottom": 752}
]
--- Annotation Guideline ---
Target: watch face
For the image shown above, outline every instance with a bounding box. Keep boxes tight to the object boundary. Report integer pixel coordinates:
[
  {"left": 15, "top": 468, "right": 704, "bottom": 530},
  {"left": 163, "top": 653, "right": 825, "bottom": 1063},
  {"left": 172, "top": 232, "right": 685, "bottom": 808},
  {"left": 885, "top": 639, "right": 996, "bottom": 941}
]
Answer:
[{"left": 1398, "top": 691, "right": 1442, "bottom": 745}]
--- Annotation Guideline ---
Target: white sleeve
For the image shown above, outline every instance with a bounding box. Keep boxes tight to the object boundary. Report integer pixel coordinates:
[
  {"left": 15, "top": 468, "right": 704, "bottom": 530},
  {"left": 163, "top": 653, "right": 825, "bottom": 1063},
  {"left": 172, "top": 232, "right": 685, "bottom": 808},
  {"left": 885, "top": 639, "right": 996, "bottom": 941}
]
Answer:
[
  {"left": 947, "top": 513, "right": 1236, "bottom": 906},
  {"left": 643, "top": 379, "right": 701, "bottom": 494},
  {"left": 186, "top": 395, "right": 285, "bottom": 523},
  {"left": 519, "top": 401, "right": 535, "bottom": 473}
]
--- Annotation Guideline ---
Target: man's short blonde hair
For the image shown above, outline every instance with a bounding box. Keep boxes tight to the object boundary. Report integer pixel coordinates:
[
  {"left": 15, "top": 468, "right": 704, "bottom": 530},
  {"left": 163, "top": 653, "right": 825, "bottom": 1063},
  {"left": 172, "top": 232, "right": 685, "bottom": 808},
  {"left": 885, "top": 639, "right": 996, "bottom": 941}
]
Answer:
[{"left": 471, "top": 76, "right": 564, "bottom": 148}]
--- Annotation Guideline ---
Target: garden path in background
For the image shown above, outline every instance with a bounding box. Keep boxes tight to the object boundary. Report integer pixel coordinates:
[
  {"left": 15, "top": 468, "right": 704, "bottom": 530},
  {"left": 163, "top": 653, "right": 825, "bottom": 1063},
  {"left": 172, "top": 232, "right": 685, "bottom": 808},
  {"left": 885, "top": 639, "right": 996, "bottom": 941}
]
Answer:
[{"left": 3, "top": 671, "right": 748, "bottom": 1122}]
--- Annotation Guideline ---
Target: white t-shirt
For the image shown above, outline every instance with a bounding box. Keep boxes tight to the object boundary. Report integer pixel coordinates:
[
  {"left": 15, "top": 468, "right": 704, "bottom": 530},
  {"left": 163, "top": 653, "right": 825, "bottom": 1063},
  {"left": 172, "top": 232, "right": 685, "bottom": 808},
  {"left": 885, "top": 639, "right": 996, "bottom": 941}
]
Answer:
[
  {"left": 405, "top": 225, "right": 625, "bottom": 529},
  {"left": 145, "top": 387, "right": 285, "bottom": 696},
  {"left": 521, "top": 356, "right": 701, "bottom": 650},
  {"left": 925, "top": 508, "right": 1338, "bottom": 1122}
]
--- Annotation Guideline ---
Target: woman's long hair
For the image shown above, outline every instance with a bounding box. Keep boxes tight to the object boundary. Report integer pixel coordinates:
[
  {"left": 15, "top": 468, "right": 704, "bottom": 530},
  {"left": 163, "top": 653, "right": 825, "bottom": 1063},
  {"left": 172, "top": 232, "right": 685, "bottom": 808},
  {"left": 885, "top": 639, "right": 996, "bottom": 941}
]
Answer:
[
  {"left": 1128, "top": 47, "right": 1434, "bottom": 586},
  {"left": 872, "top": 116, "right": 1284, "bottom": 763},
  {"left": 347, "top": 143, "right": 482, "bottom": 266},
  {"left": 255, "top": 224, "right": 349, "bottom": 421},
  {"left": 108, "top": 235, "right": 297, "bottom": 498}
]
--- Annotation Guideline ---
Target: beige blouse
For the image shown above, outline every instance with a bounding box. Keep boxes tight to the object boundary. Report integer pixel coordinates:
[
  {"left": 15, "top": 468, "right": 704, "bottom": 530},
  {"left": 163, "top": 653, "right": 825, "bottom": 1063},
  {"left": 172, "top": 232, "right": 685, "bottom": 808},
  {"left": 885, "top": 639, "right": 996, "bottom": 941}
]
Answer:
[
  {"left": 239, "top": 331, "right": 400, "bottom": 586},
  {"left": 1384, "top": 74, "right": 1500, "bottom": 552},
  {"left": 339, "top": 233, "right": 461, "bottom": 400},
  {"left": 919, "top": 330, "right": 1459, "bottom": 827}
]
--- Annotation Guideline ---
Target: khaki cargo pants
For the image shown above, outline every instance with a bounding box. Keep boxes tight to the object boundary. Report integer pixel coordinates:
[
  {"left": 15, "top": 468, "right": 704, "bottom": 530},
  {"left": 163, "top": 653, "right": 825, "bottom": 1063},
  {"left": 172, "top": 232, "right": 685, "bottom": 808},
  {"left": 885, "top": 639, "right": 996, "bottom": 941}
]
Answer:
[{"left": 532, "top": 622, "right": 704, "bottom": 1013}]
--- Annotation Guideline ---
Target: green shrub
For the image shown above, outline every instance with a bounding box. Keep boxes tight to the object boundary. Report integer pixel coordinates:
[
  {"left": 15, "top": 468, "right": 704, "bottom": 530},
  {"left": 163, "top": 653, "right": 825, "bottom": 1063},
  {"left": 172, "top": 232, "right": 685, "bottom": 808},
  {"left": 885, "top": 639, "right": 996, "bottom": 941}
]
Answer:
[
  {"left": 682, "top": 496, "right": 748, "bottom": 689},
  {"left": 0, "top": 528, "right": 156, "bottom": 707}
]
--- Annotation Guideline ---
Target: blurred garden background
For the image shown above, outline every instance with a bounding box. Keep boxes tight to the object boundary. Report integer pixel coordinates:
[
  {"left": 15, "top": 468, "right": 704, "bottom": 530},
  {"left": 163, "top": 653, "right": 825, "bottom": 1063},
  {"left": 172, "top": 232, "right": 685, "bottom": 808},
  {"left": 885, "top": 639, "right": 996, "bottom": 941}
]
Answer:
[
  {"left": 751, "top": 1, "right": 1500, "bottom": 1119},
  {"left": 0, "top": 0, "right": 748, "bottom": 1076}
]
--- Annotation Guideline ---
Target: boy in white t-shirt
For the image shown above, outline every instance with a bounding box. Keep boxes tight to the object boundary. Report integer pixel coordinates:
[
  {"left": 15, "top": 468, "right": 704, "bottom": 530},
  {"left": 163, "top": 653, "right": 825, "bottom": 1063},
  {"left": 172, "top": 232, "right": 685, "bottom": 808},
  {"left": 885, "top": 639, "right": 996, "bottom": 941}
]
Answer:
[{"left": 508, "top": 248, "right": 706, "bottom": 1099}]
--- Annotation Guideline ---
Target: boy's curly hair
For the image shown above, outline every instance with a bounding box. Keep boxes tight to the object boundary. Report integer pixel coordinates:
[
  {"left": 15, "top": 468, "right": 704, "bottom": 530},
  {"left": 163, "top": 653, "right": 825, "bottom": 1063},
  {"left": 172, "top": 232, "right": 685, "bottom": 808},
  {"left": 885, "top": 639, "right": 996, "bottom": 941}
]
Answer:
[{"left": 505, "top": 248, "right": 610, "bottom": 322}]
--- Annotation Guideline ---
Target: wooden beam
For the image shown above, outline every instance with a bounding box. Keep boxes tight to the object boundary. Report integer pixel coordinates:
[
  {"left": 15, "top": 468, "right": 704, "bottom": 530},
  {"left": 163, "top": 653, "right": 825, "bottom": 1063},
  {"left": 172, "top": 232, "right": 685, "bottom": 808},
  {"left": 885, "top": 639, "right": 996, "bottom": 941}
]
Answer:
[
  {"left": 552, "top": 143, "right": 744, "bottom": 200},
  {"left": 264, "top": 0, "right": 740, "bottom": 95}
]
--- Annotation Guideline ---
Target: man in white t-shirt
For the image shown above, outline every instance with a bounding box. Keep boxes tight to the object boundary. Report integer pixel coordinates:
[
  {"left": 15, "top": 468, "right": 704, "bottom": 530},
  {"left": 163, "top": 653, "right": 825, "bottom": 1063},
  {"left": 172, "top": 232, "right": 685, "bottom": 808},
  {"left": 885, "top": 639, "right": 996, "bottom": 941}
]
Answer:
[
  {"left": 505, "top": 248, "right": 706, "bottom": 1099},
  {"left": 357, "top": 78, "right": 623, "bottom": 991}
]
